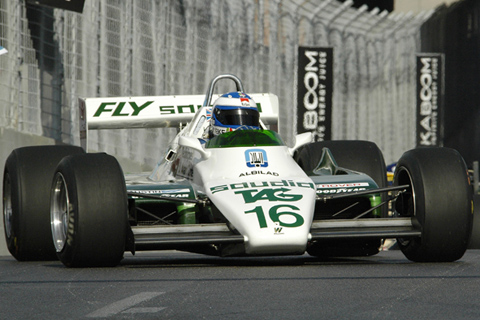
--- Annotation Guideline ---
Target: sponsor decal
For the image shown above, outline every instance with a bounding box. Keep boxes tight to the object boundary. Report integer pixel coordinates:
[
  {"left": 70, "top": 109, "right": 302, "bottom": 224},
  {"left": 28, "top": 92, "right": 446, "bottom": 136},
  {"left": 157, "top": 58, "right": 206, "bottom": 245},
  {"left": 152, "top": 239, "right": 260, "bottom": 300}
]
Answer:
[
  {"left": 245, "top": 149, "right": 268, "bottom": 168},
  {"left": 317, "top": 187, "right": 367, "bottom": 194},
  {"left": 210, "top": 180, "right": 315, "bottom": 194},
  {"left": 92, "top": 103, "right": 204, "bottom": 117},
  {"left": 274, "top": 222, "right": 284, "bottom": 234},
  {"left": 205, "top": 107, "right": 212, "bottom": 120},
  {"left": 240, "top": 98, "right": 250, "bottom": 107},
  {"left": 239, "top": 170, "right": 279, "bottom": 177},
  {"left": 129, "top": 189, "right": 191, "bottom": 198},
  {"left": 297, "top": 47, "right": 333, "bottom": 141},
  {"left": 316, "top": 183, "right": 369, "bottom": 188},
  {"left": 416, "top": 53, "right": 444, "bottom": 147},
  {"left": 213, "top": 126, "right": 233, "bottom": 135},
  {"left": 159, "top": 104, "right": 202, "bottom": 114},
  {"left": 91, "top": 102, "right": 267, "bottom": 118},
  {"left": 93, "top": 101, "right": 154, "bottom": 117},
  {"left": 234, "top": 188, "right": 303, "bottom": 203},
  {"left": 316, "top": 182, "right": 369, "bottom": 194},
  {"left": 212, "top": 181, "right": 310, "bottom": 231}
]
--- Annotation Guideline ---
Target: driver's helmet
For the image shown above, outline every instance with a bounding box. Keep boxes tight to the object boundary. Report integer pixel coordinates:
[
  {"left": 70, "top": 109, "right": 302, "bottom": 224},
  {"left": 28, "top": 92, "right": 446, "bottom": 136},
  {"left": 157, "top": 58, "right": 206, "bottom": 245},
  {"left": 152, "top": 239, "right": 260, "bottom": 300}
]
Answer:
[{"left": 210, "top": 92, "right": 260, "bottom": 136}]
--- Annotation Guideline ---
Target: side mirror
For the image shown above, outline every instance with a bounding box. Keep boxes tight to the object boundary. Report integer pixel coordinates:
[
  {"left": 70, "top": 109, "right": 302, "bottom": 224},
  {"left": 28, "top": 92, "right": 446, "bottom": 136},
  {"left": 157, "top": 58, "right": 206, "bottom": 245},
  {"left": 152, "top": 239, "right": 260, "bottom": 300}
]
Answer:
[
  {"left": 288, "top": 132, "right": 313, "bottom": 156},
  {"left": 178, "top": 136, "right": 211, "bottom": 159}
]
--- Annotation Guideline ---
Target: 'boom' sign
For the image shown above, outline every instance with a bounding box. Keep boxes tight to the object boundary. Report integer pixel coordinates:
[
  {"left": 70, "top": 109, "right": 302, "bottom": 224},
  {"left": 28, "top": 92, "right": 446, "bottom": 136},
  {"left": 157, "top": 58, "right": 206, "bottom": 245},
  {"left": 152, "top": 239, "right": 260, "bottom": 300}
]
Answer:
[{"left": 297, "top": 47, "right": 333, "bottom": 142}]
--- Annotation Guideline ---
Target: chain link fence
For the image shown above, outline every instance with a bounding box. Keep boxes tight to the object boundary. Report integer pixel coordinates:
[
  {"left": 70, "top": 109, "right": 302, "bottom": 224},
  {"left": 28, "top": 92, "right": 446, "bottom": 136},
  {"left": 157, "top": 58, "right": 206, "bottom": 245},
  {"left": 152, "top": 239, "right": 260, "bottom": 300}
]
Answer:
[{"left": 0, "top": 0, "right": 433, "bottom": 166}]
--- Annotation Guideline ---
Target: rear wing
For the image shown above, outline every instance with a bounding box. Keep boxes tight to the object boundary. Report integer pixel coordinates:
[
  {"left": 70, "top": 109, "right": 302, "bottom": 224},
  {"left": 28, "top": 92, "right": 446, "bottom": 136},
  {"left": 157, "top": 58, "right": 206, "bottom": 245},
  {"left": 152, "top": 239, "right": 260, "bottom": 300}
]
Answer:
[{"left": 79, "top": 93, "right": 279, "bottom": 150}]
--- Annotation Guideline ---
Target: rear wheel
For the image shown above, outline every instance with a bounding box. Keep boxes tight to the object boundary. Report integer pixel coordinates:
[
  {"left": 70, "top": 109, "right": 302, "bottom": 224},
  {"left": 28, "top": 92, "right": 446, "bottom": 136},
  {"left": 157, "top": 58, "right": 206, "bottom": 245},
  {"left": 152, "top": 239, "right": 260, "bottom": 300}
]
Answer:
[
  {"left": 296, "top": 140, "right": 387, "bottom": 257},
  {"left": 394, "top": 148, "right": 472, "bottom": 262},
  {"left": 51, "top": 153, "right": 128, "bottom": 267},
  {"left": 468, "top": 194, "right": 480, "bottom": 249},
  {"left": 3, "top": 145, "right": 85, "bottom": 261}
]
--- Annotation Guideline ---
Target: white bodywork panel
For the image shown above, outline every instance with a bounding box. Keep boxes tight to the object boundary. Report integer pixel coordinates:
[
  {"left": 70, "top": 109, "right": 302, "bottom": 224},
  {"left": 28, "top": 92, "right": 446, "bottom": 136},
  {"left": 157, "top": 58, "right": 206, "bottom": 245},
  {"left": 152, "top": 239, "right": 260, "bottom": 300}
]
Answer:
[
  {"left": 79, "top": 93, "right": 279, "bottom": 151},
  {"left": 195, "top": 146, "right": 316, "bottom": 255}
]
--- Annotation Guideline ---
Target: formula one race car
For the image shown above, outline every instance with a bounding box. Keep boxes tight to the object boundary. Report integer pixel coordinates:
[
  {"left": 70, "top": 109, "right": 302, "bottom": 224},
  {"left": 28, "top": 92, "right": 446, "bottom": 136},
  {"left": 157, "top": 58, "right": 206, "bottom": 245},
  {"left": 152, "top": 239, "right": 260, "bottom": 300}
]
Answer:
[{"left": 2, "top": 74, "right": 473, "bottom": 267}]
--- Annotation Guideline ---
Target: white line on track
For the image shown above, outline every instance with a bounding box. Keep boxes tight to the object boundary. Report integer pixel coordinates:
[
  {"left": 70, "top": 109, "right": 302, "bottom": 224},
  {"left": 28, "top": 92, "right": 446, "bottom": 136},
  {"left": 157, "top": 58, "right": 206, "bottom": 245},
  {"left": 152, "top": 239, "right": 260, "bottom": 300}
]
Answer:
[
  {"left": 122, "top": 307, "right": 166, "bottom": 314},
  {"left": 86, "top": 292, "right": 165, "bottom": 318}
]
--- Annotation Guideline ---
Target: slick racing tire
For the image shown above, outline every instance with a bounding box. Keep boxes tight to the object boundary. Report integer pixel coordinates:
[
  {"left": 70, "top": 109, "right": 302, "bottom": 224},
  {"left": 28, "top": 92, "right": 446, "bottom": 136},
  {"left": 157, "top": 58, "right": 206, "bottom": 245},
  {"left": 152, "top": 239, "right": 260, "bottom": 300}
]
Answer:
[
  {"left": 51, "top": 153, "right": 128, "bottom": 267},
  {"left": 394, "top": 148, "right": 472, "bottom": 262},
  {"left": 3, "top": 145, "right": 85, "bottom": 261},
  {"left": 296, "top": 140, "right": 387, "bottom": 257}
]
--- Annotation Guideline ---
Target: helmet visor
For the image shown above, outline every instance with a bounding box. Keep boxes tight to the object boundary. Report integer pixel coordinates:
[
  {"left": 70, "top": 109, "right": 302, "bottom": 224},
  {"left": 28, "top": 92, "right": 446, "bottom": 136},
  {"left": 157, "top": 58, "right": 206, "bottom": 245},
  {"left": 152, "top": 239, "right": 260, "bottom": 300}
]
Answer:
[{"left": 214, "top": 107, "right": 260, "bottom": 127}]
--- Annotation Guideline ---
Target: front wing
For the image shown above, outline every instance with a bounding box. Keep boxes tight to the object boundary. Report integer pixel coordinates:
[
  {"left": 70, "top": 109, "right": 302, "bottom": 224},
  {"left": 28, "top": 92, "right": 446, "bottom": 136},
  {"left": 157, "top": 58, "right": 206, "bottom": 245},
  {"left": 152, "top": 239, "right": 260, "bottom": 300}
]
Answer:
[{"left": 126, "top": 184, "right": 420, "bottom": 254}]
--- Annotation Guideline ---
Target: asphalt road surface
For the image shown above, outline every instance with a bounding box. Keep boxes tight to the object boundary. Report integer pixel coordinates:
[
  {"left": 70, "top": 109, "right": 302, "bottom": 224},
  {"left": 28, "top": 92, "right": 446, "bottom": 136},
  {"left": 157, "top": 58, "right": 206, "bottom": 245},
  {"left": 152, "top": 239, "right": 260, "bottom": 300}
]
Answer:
[{"left": 2, "top": 249, "right": 480, "bottom": 320}]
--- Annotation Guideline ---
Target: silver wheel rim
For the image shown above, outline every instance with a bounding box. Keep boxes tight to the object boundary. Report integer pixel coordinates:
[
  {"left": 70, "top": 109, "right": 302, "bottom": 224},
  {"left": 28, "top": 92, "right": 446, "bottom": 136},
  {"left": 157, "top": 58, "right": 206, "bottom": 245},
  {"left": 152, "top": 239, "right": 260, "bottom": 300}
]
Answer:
[
  {"left": 3, "top": 173, "right": 13, "bottom": 239},
  {"left": 51, "top": 172, "right": 70, "bottom": 252}
]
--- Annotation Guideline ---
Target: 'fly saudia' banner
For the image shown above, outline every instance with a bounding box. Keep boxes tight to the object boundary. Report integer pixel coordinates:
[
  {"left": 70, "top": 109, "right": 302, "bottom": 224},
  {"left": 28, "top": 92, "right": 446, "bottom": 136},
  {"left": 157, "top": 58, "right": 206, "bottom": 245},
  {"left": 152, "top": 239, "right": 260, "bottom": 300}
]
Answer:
[
  {"left": 297, "top": 47, "right": 333, "bottom": 141},
  {"left": 416, "top": 53, "right": 444, "bottom": 147}
]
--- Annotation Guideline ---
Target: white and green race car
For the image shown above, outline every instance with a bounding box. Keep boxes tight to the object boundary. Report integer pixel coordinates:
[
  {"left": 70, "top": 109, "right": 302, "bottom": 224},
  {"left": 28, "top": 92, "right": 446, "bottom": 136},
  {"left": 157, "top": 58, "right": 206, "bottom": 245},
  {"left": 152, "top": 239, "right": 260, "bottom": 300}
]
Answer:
[{"left": 3, "top": 74, "right": 473, "bottom": 267}]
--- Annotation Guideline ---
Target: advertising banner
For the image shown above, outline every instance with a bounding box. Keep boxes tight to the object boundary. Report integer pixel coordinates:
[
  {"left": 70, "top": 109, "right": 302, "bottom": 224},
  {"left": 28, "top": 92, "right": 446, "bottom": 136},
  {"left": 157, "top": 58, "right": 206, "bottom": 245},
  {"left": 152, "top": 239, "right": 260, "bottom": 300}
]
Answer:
[
  {"left": 416, "top": 53, "right": 444, "bottom": 147},
  {"left": 297, "top": 47, "right": 333, "bottom": 141}
]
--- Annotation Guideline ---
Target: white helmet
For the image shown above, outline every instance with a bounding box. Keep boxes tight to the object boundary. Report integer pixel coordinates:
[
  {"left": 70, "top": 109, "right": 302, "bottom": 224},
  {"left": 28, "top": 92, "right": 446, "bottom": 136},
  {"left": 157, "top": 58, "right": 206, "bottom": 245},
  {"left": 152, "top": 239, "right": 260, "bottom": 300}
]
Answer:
[{"left": 210, "top": 92, "right": 260, "bottom": 137}]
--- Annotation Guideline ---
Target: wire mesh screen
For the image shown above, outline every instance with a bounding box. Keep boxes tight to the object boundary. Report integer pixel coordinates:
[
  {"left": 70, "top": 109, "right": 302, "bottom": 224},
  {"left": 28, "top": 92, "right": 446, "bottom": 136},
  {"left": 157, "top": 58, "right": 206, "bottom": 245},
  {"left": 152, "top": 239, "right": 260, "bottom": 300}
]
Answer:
[{"left": 0, "top": 0, "right": 433, "bottom": 166}]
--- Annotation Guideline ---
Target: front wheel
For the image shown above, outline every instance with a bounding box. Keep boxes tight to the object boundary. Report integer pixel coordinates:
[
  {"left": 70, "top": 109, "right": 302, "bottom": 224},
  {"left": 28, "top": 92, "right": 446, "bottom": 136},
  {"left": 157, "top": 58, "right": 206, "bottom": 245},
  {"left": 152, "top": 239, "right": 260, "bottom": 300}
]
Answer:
[
  {"left": 51, "top": 153, "right": 128, "bottom": 267},
  {"left": 394, "top": 147, "right": 473, "bottom": 262},
  {"left": 3, "top": 145, "right": 85, "bottom": 261}
]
